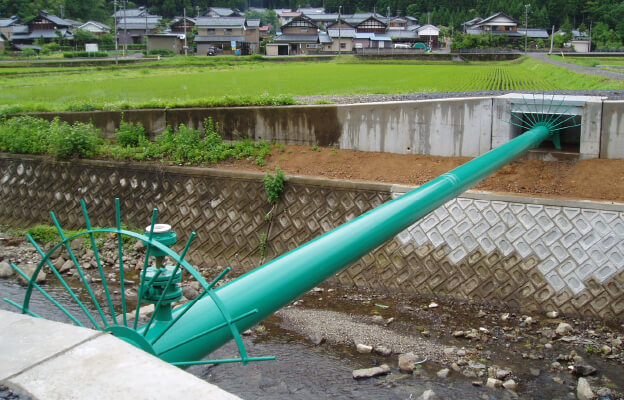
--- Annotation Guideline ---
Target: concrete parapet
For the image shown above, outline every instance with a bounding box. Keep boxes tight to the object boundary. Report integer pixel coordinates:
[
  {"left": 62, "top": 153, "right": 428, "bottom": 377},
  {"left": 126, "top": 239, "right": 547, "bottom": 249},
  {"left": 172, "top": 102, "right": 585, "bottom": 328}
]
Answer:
[
  {"left": 15, "top": 93, "right": 621, "bottom": 159},
  {"left": 601, "top": 100, "right": 624, "bottom": 159},
  {"left": 0, "top": 310, "right": 241, "bottom": 399}
]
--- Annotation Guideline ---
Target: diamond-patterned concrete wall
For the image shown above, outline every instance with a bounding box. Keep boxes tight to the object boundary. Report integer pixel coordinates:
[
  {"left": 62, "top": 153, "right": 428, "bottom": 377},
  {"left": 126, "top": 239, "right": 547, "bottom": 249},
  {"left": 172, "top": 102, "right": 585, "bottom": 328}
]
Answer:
[{"left": 1, "top": 154, "right": 622, "bottom": 320}]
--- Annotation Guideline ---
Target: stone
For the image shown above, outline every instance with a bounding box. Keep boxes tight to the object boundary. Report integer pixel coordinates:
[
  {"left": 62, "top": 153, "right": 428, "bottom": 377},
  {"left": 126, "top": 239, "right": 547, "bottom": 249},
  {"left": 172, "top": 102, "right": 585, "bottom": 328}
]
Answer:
[
  {"left": 571, "top": 363, "right": 597, "bottom": 377},
  {"left": 0, "top": 261, "right": 13, "bottom": 278},
  {"left": 576, "top": 377, "right": 594, "bottom": 400},
  {"left": 419, "top": 389, "right": 439, "bottom": 400},
  {"left": 428, "top": 302, "right": 439, "bottom": 309},
  {"left": 352, "top": 364, "right": 391, "bottom": 379},
  {"left": 451, "top": 363, "right": 461, "bottom": 372},
  {"left": 452, "top": 330, "right": 466, "bottom": 338},
  {"left": 437, "top": 368, "right": 450, "bottom": 378},
  {"left": 371, "top": 315, "right": 385, "bottom": 325},
  {"left": 443, "top": 347, "right": 456, "bottom": 356},
  {"left": 472, "top": 380, "right": 483, "bottom": 387},
  {"left": 600, "top": 345, "right": 612, "bottom": 355},
  {"left": 182, "top": 285, "right": 199, "bottom": 301},
  {"left": 545, "top": 343, "right": 553, "bottom": 350},
  {"left": 502, "top": 379, "right": 517, "bottom": 391},
  {"left": 308, "top": 333, "right": 325, "bottom": 346},
  {"left": 374, "top": 345, "right": 392, "bottom": 356},
  {"left": 477, "top": 310, "right": 487, "bottom": 318},
  {"left": 546, "top": 311, "right": 559, "bottom": 318},
  {"left": 70, "top": 237, "right": 85, "bottom": 251},
  {"left": 556, "top": 322, "right": 574, "bottom": 336},
  {"left": 398, "top": 352, "right": 422, "bottom": 372},
  {"left": 501, "top": 313, "right": 510, "bottom": 322},
  {"left": 60, "top": 259, "right": 74, "bottom": 273},
  {"left": 530, "top": 368, "right": 541, "bottom": 377},
  {"left": 496, "top": 369, "right": 512, "bottom": 380},
  {"left": 133, "top": 240, "right": 145, "bottom": 252},
  {"left": 17, "top": 264, "right": 46, "bottom": 285},
  {"left": 552, "top": 377, "right": 564, "bottom": 384},
  {"left": 486, "top": 378, "right": 503, "bottom": 389},
  {"left": 52, "top": 257, "right": 66, "bottom": 270},
  {"left": 356, "top": 344, "right": 373, "bottom": 353}
]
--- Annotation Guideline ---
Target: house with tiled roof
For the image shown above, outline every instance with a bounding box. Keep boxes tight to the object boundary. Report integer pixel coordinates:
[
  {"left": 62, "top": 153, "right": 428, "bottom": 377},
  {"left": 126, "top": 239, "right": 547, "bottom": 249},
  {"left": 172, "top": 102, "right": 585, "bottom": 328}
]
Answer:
[
  {"left": 117, "top": 14, "right": 162, "bottom": 44},
  {"left": 195, "top": 17, "right": 259, "bottom": 55},
  {"left": 170, "top": 17, "right": 197, "bottom": 33},
  {"left": 325, "top": 19, "right": 355, "bottom": 52},
  {"left": 113, "top": 6, "right": 150, "bottom": 18},
  {"left": 462, "top": 12, "right": 549, "bottom": 41},
  {"left": 10, "top": 10, "right": 73, "bottom": 44},
  {"left": 266, "top": 15, "right": 323, "bottom": 56},
  {"left": 0, "top": 15, "right": 19, "bottom": 41},
  {"left": 204, "top": 7, "right": 242, "bottom": 17},
  {"left": 78, "top": 21, "right": 111, "bottom": 36}
]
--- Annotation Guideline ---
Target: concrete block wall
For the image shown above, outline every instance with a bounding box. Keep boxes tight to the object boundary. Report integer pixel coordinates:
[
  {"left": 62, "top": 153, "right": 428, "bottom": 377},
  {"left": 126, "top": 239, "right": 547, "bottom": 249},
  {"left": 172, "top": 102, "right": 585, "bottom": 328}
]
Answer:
[
  {"left": 0, "top": 155, "right": 622, "bottom": 320},
  {"left": 23, "top": 94, "right": 624, "bottom": 160}
]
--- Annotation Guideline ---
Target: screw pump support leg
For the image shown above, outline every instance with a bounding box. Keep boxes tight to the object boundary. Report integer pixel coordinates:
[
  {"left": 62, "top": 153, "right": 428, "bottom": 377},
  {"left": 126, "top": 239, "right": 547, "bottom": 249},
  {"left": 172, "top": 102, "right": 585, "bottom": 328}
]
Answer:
[{"left": 147, "top": 124, "right": 554, "bottom": 365}]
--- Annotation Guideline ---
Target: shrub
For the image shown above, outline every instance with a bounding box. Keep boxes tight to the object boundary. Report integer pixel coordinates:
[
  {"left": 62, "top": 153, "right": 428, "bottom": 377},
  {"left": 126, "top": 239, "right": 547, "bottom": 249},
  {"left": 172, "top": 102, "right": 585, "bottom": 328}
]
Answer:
[
  {"left": 148, "top": 49, "right": 175, "bottom": 57},
  {"left": 0, "top": 116, "right": 52, "bottom": 154},
  {"left": 49, "top": 119, "right": 101, "bottom": 159},
  {"left": 27, "top": 225, "right": 60, "bottom": 243},
  {"left": 264, "top": 166, "right": 286, "bottom": 204},
  {"left": 116, "top": 119, "right": 146, "bottom": 147},
  {"left": 21, "top": 48, "right": 37, "bottom": 57}
]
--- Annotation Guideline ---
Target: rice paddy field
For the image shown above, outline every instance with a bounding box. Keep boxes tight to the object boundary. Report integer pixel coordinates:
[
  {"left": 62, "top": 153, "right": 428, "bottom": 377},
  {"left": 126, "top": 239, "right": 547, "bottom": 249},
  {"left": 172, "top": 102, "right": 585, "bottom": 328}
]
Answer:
[{"left": 1, "top": 55, "right": 623, "bottom": 113}]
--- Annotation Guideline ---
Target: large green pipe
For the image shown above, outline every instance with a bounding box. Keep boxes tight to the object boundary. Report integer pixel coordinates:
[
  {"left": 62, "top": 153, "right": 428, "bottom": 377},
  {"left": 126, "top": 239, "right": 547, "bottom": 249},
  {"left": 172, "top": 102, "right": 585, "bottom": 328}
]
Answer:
[{"left": 147, "top": 125, "right": 552, "bottom": 363}]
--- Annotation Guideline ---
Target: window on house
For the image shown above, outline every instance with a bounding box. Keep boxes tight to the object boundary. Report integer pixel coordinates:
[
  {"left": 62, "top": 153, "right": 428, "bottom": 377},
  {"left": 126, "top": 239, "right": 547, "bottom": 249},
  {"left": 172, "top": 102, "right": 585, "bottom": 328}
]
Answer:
[
  {"left": 301, "top": 28, "right": 308, "bottom": 32},
  {"left": 207, "top": 28, "right": 215, "bottom": 34},
  {"left": 225, "top": 28, "right": 233, "bottom": 34},
  {"left": 340, "top": 42, "right": 346, "bottom": 49}
]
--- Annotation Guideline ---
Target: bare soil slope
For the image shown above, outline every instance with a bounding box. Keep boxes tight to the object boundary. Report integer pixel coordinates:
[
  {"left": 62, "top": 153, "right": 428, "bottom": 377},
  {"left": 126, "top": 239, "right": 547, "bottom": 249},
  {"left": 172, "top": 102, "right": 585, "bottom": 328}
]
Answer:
[{"left": 215, "top": 145, "right": 624, "bottom": 203}]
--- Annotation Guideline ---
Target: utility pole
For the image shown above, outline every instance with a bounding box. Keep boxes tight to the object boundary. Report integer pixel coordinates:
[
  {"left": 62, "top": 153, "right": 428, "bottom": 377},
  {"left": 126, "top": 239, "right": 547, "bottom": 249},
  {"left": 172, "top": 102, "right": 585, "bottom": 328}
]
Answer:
[
  {"left": 196, "top": 6, "right": 200, "bottom": 18},
  {"left": 589, "top": 21, "right": 592, "bottom": 53},
  {"left": 524, "top": 4, "right": 529, "bottom": 53},
  {"left": 123, "top": 0, "right": 127, "bottom": 56},
  {"left": 113, "top": 0, "right": 119, "bottom": 64},
  {"left": 183, "top": 8, "right": 188, "bottom": 56},
  {"left": 549, "top": 24, "right": 554, "bottom": 54},
  {"left": 60, "top": 4, "right": 64, "bottom": 18},
  {"left": 338, "top": 5, "right": 341, "bottom": 56}
]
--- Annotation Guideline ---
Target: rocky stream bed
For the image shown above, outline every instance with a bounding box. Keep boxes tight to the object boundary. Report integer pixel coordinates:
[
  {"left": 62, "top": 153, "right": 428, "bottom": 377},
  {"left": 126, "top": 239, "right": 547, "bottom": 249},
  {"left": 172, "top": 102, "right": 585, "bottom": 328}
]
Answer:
[{"left": 1, "top": 233, "right": 623, "bottom": 400}]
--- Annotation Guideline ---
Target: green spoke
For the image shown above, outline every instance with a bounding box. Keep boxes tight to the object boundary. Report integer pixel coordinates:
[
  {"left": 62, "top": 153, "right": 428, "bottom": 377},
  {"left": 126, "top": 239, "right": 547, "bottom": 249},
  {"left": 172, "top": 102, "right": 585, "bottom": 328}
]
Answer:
[
  {"left": 134, "top": 208, "right": 159, "bottom": 330},
  {"left": 8, "top": 262, "right": 84, "bottom": 326},
  {"left": 27, "top": 235, "right": 95, "bottom": 328},
  {"left": 156, "top": 308, "right": 257, "bottom": 357},
  {"left": 115, "top": 198, "right": 127, "bottom": 326},
  {"left": 150, "top": 266, "right": 230, "bottom": 345},
  {"left": 81, "top": 200, "right": 116, "bottom": 326},
  {"left": 50, "top": 212, "right": 107, "bottom": 329},
  {"left": 3, "top": 298, "right": 42, "bottom": 318}
]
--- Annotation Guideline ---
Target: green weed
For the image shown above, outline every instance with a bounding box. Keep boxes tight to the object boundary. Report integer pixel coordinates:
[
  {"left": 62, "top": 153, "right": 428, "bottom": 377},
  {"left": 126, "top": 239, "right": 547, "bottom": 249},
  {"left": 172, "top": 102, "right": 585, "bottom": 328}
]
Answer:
[{"left": 264, "top": 166, "right": 286, "bottom": 205}]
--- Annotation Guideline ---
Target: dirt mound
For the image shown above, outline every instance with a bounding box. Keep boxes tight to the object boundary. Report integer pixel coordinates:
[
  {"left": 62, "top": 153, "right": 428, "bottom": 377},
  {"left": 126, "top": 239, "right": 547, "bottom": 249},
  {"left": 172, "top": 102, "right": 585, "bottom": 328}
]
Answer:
[{"left": 215, "top": 145, "right": 624, "bottom": 203}]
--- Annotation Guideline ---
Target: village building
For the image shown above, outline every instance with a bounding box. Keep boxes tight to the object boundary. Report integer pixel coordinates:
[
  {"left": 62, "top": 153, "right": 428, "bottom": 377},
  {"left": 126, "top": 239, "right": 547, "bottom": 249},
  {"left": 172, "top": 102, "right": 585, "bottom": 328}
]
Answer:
[
  {"left": 10, "top": 10, "right": 73, "bottom": 45},
  {"left": 117, "top": 15, "right": 162, "bottom": 44},
  {"left": 195, "top": 17, "right": 259, "bottom": 55},
  {"left": 0, "top": 15, "right": 19, "bottom": 41},
  {"left": 78, "top": 21, "right": 111, "bottom": 36}
]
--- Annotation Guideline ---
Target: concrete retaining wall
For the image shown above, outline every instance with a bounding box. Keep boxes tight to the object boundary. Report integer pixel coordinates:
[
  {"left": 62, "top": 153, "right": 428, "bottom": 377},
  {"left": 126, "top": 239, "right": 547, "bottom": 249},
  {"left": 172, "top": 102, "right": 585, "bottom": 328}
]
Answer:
[
  {"left": 1, "top": 154, "right": 622, "bottom": 320},
  {"left": 24, "top": 94, "right": 624, "bottom": 160}
]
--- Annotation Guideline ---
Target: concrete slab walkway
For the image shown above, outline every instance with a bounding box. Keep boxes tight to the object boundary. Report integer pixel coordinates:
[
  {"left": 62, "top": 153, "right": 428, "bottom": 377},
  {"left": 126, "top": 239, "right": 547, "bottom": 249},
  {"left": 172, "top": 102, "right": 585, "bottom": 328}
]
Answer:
[{"left": 0, "top": 310, "right": 241, "bottom": 400}]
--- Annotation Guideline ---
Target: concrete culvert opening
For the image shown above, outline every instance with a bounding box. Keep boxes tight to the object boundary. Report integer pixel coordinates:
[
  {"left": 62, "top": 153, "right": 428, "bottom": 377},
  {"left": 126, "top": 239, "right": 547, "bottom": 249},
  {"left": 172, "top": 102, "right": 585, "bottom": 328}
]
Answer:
[{"left": 510, "top": 112, "right": 582, "bottom": 153}]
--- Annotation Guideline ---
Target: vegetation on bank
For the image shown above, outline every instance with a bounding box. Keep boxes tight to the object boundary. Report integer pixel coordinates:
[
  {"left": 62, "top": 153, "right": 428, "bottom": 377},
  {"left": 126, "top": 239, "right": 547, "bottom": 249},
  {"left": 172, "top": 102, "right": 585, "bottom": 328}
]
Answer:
[
  {"left": 0, "top": 115, "right": 275, "bottom": 166},
  {"left": 0, "top": 57, "right": 622, "bottom": 116}
]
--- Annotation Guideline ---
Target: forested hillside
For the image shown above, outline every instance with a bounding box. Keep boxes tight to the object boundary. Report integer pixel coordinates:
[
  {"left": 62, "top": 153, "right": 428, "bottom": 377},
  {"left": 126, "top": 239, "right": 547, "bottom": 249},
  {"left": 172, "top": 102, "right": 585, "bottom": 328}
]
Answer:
[{"left": 1, "top": 0, "right": 623, "bottom": 46}]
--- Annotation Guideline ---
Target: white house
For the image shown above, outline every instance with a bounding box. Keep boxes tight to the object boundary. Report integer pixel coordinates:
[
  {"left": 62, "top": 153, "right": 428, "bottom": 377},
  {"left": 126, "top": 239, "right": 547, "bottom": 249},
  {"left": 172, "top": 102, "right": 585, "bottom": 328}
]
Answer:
[{"left": 78, "top": 21, "right": 111, "bottom": 35}]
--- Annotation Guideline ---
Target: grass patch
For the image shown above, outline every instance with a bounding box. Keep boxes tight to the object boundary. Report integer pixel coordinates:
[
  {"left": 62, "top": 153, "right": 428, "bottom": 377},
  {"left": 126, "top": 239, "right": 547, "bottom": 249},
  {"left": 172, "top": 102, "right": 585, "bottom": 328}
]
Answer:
[{"left": 0, "top": 57, "right": 622, "bottom": 115}]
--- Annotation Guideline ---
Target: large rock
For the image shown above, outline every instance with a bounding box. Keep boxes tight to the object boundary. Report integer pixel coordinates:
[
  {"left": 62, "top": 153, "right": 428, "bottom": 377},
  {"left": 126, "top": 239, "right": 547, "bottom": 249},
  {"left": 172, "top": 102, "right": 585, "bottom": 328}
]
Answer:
[
  {"left": 182, "top": 285, "right": 199, "bottom": 301},
  {"left": 352, "top": 364, "right": 391, "bottom": 379},
  {"left": 59, "top": 259, "right": 74, "bottom": 273},
  {"left": 17, "top": 264, "right": 46, "bottom": 285},
  {"left": 356, "top": 343, "right": 373, "bottom": 353},
  {"left": 419, "top": 389, "right": 439, "bottom": 400},
  {"left": 398, "top": 352, "right": 422, "bottom": 372},
  {"left": 576, "top": 377, "right": 595, "bottom": 400},
  {"left": 486, "top": 378, "right": 503, "bottom": 389},
  {"left": 0, "top": 261, "right": 14, "bottom": 278},
  {"left": 436, "top": 368, "right": 450, "bottom": 378},
  {"left": 555, "top": 322, "right": 574, "bottom": 336},
  {"left": 502, "top": 379, "right": 518, "bottom": 391}
]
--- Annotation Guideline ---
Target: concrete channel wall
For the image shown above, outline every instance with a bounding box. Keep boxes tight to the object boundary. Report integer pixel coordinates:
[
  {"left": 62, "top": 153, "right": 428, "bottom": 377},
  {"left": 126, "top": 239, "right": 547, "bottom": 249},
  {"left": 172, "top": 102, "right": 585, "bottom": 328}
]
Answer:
[
  {"left": 0, "top": 310, "right": 241, "bottom": 399},
  {"left": 1, "top": 154, "right": 622, "bottom": 320},
  {"left": 25, "top": 95, "right": 624, "bottom": 160}
]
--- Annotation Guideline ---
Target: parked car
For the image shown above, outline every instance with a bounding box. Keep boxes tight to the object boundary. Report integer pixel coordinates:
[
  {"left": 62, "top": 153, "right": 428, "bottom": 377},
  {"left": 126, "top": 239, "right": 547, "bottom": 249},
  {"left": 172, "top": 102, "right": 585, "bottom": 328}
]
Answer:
[{"left": 394, "top": 43, "right": 410, "bottom": 49}]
